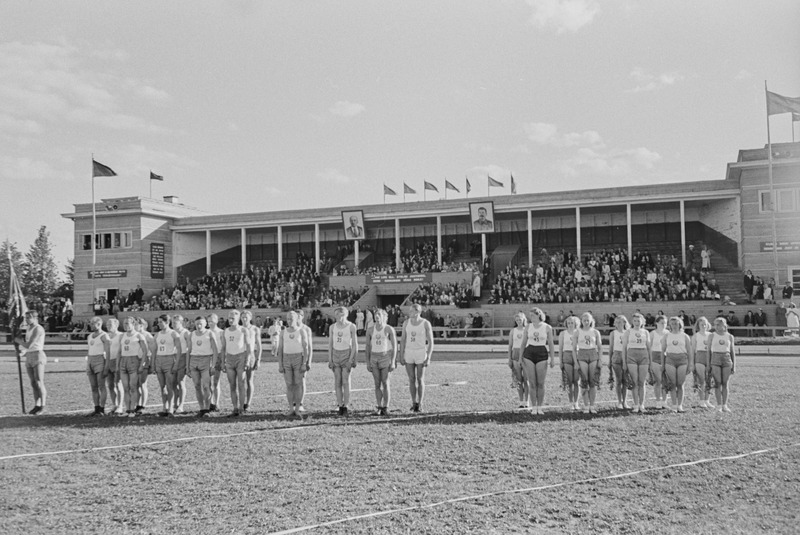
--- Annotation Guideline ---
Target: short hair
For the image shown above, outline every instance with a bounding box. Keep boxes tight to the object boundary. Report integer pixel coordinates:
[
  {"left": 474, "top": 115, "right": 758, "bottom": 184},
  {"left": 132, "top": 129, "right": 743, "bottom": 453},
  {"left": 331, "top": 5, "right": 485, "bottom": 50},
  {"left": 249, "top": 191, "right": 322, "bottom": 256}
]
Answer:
[
  {"left": 242, "top": 310, "right": 252, "bottom": 319},
  {"left": 335, "top": 306, "right": 349, "bottom": 314},
  {"left": 228, "top": 309, "right": 241, "bottom": 316},
  {"left": 172, "top": 314, "right": 184, "bottom": 324},
  {"left": 615, "top": 315, "right": 631, "bottom": 330},
  {"left": 207, "top": 313, "right": 219, "bottom": 321},
  {"left": 694, "top": 316, "right": 710, "bottom": 331},
  {"left": 655, "top": 315, "right": 668, "bottom": 324},
  {"left": 158, "top": 314, "right": 170, "bottom": 323},
  {"left": 91, "top": 316, "right": 103, "bottom": 324},
  {"left": 411, "top": 303, "right": 423, "bottom": 312},
  {"left": 374, "top": 308, "right": 388, "bottom": 320},
  {"left": 106, "top": 317, "right": 119, "bottom": 327},
  {"left": 530, "top": 307, "right": 545, "bottom": 322},
  {"left": 631, "top": 313, "right": 645, "bottom": 325},
  {"left": 24, "top": 310, "right": 38, "bottom": 319},
  {"left": 136, "top": 317, "right": 148, "bottom": 326},
  {"left": 580, "top": 312, "right": 595, "bottom": 328},
  {"left": 668, "top": 316, "right": 685, "bottom": 330}
]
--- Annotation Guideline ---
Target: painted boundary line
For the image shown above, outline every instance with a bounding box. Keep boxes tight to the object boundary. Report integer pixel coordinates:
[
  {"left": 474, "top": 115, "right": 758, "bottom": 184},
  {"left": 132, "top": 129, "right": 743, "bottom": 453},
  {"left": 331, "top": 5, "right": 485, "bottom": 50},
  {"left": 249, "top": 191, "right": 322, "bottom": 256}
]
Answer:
[{"left": 269, "top": 442, "right": 800, "bottom": 534}]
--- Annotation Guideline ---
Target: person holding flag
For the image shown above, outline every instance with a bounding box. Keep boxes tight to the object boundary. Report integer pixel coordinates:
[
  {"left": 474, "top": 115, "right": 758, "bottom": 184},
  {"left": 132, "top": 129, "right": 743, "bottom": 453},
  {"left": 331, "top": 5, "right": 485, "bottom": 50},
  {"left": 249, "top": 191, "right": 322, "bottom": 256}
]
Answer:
[{"left": 15, "top": 310, "right": 47, "bottom": 414}]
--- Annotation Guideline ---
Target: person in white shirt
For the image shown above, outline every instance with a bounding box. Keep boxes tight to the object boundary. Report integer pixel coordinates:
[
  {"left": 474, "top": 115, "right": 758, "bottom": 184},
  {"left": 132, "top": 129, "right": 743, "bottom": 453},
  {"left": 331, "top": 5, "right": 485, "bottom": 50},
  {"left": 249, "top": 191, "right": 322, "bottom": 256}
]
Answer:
[
  {"left": 399, "top": 304, "right": 434, "bottom": 413},
  {"left": 365, "top": 309, "right": 397, "bottom": 416},
  {"left": 16, "top": 311, "right": 47, "bottom": 414},
  {"left": 85, "top": 316, "right": 111, "bottom": 416},
  {"left": 105, "top": 317, "right": 124, "bottom": 415},
  {"left": 153, "top": 314, "right": 183, "bottom": 417},
  {"left": 328, "top": 306, "right": 358, "bottom": 416}
]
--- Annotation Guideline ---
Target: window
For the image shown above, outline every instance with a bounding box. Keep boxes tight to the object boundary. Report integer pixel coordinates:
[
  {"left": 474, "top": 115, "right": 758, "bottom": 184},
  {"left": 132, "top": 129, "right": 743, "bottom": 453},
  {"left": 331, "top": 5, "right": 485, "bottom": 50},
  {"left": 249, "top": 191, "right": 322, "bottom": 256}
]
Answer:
[
  {"left": 760, "top": 191, "right": 773, "bottom": 212},
  {"left": 777, "top": 189, "right": 796, "bottom": 212},
  {"left": 759, "top": 189, "right": 799, "bottom": 213},
  {"left": 82, "top": 231, "right": 132, "bottom": 250}
]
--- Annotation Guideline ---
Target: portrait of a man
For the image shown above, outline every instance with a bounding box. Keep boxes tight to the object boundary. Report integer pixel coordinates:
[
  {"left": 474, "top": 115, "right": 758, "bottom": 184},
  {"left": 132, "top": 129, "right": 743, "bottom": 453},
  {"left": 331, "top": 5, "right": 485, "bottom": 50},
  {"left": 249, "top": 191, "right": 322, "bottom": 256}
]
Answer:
[
  {"left": 470, "top": 202, "right": 495, "bottom": 233},
  {"left": 342, "top": 210, "right": 365, "bottom": 240}
]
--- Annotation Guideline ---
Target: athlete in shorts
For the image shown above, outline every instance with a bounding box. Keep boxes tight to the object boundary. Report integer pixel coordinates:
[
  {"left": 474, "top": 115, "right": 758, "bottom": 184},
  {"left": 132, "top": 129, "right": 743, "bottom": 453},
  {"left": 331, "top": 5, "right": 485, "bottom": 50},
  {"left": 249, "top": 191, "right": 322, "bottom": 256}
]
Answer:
[
  {"left": 520, "top": 307, "right": 554, "bottom": 415},
  {"left": 508, "top": 312, "right": 529, "bottom": 409},
  {"left": 117, "top": 317, "right": 149, "bottom": 417},
  {"left": 207, "top": 313, "right": 224, "bottom": 412},
  {"left": 328, "top": 306, "right": 358, "bottom": 415},
  {"left": 135, "top": 317, "right": 156, "bottom": 415},
  {"left": 649, "top": 315, "right": 668, "bottom": 409},
  {"left": 691, "top": 317, "right": 713, "bottom": 409},
  {"left": 170, "top": 315, "right": 191, "bottom": 414},
  {"left": 661, "top": 316, "right": 694, "bottom": 413},
  {"left": 609, "top": 315, "right": 631, "bottom": 410},
  {"left": 558, "top": 315, "right": 579, "bottom": 411},
  {"left": 279, "top": 311, "right": 309, "bottom": 417},
  {"left": 622, "top": 313, "right": 651, "bottom": 413},
  {"left": 16, "top": 311, "right": 47, "bottom": 414},
  {"left": 188, "top": 316, "right": 219, "bottom": 417},
  {"left": 85, "top": 316, "right": 111, "bottom": 416},
  {"left": 572, "top": 312, "right": 603, "bottom": 414},
  {"left": 365, "top": 309, "right": 397, "bottom": 416},
  {"left": 154, "top": 314, "right": 182, "bottom": 417},
  {"left": 220, "top": 310, "right": 253, "bottom": 417},
  {"left": 709, "top": 317, "right": 736, "bottom": 412},
  {"left": 241, "top": 310, "right": 262, "bottom": 413},
  {"left": 295, "top": 310, "right": 313, "bottom": 413},
  {"left": 399, "top": 304, "right": 433, "bottom": 413},
  {"left": 105, "top": 318, "right": 124, "bottom": 414}
]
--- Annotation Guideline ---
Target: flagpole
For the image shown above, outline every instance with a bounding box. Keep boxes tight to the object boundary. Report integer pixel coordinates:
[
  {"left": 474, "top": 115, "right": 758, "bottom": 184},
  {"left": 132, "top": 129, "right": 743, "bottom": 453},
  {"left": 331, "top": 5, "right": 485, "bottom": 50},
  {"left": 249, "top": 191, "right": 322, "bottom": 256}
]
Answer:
[
  {"left": 13, "top": 323, "right": 25, "bottom": 414},
  {"left": 149, "top": 173, "right": 152, "bottom": 199},
  {"left": 765, "top": 81, "right": 779, "bottom": 283},
  {"left": 7, "top": 253, "right": 27, "bottom": 414},
  {"left": 91, "top": 156, "right": 96, "bottom": 315}
]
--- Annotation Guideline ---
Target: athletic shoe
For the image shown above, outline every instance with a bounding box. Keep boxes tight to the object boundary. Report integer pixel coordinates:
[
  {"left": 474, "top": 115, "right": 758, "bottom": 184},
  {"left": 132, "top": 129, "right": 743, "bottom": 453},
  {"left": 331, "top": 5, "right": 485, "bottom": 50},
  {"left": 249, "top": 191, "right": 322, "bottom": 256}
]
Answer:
[
  {"left": 227, "top": 411, "right": 240, "bottom": 418},
  {"left": 639, "top": 405, "right": 646, "bottom": 413},
  {"left": 616, "top": 402, "right": 624, "bottom": 410},
  {"left": 113, "top": 408, "right": 124, "bottom": 415},
  {"left": 134, "top": 407, "right": 143, "bottom": 416},
  {"left": 157, "top": 411, "right": 169, "bottom": 417},
  {"left": 342, "top": 406, "right": 349, "bottom": 416},
  {"left": 209, "top": 404, "right": 218, "bottom": 412},
  {"left": 416, "top": 405, "right": 423, "bottom": 413},
  {"left": 722, "top": 405, "right": 731, "bottom": 412},
  {"left": 110, "top": 405, "right": 118, "bottom": 413},
  {"left": 242, "top": 403, "right": 249, "bottom": 412},
  {"left": 632, "top": 407, "right": 639, "bottom": 414},
  {"left": 717, "top": 406, "right": 724, "bottom": 412},
  {"left": 677, "top": 406, "right": 685, "bottom": 413},
  {"left": 380, "top": 407, "right": 388, "bottom": 416},
  {"left": 297, "top": 405, "right": 306, "bottom": 413},
  {"left": 127, "top": 411, "right": 135, "bottom": 418},
  {"left": 589, "top": 406, "right": 597, "bottom": 414},
  {"left": 706, "top": 402, "right": 716, "bottom": 409},
  {"left": 373, "top": 408, "right": 382, "bottom": 416},
  {"left": 174, "top": 407, "right": 185, "bottom": 415},
  {"left": 27, "top": 406, "right": 39, "bottom": 415},
  {"left": 166, "top": 412, "right": 175, "bottom": 418},
  {"left": 623, "top": 402, "right": 632, "bottom": 410},
  {"left": 583, "top": 408, "right": 590, "bottom": 414},
  {"left": 200, "top": 410, "right": 210, "bottom": 418}
]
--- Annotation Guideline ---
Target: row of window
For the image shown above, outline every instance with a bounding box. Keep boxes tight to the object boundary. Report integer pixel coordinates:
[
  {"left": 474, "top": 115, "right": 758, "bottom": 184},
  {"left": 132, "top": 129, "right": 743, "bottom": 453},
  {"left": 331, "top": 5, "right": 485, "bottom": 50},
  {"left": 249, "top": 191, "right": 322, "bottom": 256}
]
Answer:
[
  {"left": 82, "top": 232, "right": 132, "bottom": 250},
  {"left": 760, "top": 188, "right": 800, "bottom": 213}
]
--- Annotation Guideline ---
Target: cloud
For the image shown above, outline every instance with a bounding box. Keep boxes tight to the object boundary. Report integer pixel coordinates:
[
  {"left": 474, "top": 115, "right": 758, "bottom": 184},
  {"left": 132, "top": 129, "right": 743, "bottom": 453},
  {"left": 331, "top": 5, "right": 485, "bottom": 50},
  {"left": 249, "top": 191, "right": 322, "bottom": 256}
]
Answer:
[
  {"left": 526, "top": 0, "right": 600, "bottom": 33},
  {"left": 0, "top": 41, "right": 171, "bottom": 135},
  {"left": 524, "top": 122, "right": 605, "bottom": 148},
  {"left": 626, "top": 68, "right": 685, "bottom": 93},
  {"left": 555, "top": 146, "right": 661, "bottom": 177},
  {"left": 465, "top": 164, "right": 512, "bottom": 185},
  {"left": 317, "top": 168, "right": 353, "bottom": 184},
  {"left": 0, "top": 155, "right": 74, "bottom": 182},
  {"left": 329, "top": 101, "right": 365, "bottom": 117},
  {"left": 0, "top": 113, "right": 42, "bottom": 134}
]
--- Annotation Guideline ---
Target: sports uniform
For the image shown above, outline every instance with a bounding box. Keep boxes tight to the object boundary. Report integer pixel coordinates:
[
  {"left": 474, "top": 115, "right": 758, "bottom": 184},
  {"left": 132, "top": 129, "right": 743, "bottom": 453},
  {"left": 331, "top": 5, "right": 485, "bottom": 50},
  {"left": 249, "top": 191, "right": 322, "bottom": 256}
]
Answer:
[
  {"left": 370, "top": 325, "right": 393, "bottom": 370},
  {"left": 626, "top": 327, "right": 649, "bottom": 365},
  {"left": 403, "top": 320, "right": 429, "bottom": 365},
  {"left": 331, "top": 323, "right": 354, "bottom": 367}
]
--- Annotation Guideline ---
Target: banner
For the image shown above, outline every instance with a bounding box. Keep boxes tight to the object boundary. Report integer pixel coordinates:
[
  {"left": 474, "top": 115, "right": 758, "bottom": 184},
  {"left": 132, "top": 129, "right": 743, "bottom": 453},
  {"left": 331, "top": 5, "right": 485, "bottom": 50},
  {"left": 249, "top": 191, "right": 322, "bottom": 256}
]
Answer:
[{"left": 367, "top": 273, "right": 432, "bottom": 284}]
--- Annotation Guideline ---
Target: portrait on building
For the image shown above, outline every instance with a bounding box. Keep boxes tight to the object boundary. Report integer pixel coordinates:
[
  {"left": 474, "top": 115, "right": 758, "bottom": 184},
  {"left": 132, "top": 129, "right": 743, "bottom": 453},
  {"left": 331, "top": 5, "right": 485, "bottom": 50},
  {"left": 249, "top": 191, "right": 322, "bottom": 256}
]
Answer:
[
  {"left": 342, "top": 210, "right": 365, "bottom": 240},
  {"left": 470, "top": 201, "right": 495, "bottom": 233}
]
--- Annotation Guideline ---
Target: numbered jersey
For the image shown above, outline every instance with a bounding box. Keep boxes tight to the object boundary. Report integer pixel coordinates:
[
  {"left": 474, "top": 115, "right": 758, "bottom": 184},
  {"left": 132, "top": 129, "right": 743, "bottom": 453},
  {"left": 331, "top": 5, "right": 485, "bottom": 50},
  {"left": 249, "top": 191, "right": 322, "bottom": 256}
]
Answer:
[
  {"left": 88, "top": 333, "right": 106, "bottom": 356},
  {"left": 156, "top": 329, "right": 178, "bottom": 356},
  {"left": 511, "top": 327, "right": 525, "bottom": 349},
  {"left": 665, "top": 332, "right": 687, "bottom": 354},
  {"left": 694, "top": 332, "right": 709, "bottom": 351},
  {"left": 225, "top": 327, "right": 247, "bottom": 354},
  {"left": 526, "top": 323, "right": 548, "bottom": 347},
  {"left": 282, "top": 328, "right": 304, "bottom": 354},
  {"left": 576, "top": 328, "right": 597, "bottom": 350},
  {"left": 121, "top": 332, "right": 144, "bottom": 358},
  {"left": 627, "top": 328, "right": 648, "bottom": 349},
  {"left": 371, "top": 326, "right": 392, "bottom": 353},
  {"left": 332, "top": 322, "right": 353, "bottom": 351},
  {"left": 612, "top": 330, "right": 624, "bottom": 350},
  {"left": 404, "top": 320, "right": 428, "bottom": 351}
]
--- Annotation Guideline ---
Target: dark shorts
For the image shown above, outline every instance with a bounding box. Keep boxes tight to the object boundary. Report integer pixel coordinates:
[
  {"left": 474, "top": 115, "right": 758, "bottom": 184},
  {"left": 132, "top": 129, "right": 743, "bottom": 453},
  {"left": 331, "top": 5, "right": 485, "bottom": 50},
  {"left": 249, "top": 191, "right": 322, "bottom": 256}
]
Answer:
[{"left": 523, "top": 345, "right": 548, "bottom": 364}]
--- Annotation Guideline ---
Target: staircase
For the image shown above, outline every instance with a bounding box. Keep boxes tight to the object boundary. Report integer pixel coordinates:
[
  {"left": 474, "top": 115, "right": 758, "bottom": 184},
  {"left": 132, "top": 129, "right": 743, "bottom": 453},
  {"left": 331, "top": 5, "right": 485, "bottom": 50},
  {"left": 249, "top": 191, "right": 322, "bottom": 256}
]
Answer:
[{"left": 708, "top": 253, "right": 747, "bottom": 302}]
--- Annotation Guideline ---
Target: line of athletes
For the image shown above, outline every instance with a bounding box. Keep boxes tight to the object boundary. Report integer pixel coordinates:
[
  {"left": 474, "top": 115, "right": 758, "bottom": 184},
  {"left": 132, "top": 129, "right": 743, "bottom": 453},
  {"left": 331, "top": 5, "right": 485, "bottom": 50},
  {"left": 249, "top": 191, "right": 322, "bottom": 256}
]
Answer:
[
  {"left": 507, "top": 309, "right": 737, "bottom": 415},
  {"left": 72, "top": 303, "right": 435, "bottom": 418}
]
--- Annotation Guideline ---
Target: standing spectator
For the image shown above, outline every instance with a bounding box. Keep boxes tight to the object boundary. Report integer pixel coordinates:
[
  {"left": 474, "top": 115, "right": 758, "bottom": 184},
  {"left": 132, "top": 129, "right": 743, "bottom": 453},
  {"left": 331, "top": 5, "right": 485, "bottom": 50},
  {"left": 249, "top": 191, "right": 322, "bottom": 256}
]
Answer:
[
  {"left": 700, "top": 245, "right": 711, "bottom": 272},
  {"left": 785, "top": 303, "right": 799, "bottom": 336},
  {"left": 743, "top": 270, "right": 755, "bottom": 303},
  {"left": 783, "top": 281, "right": 794, "bottom": 300},
  {"left": 686, "top": 244, "right": 697, "bottom": 271},
  {"left": 744, "top": 310, "right": 756, "bottom": 337}
]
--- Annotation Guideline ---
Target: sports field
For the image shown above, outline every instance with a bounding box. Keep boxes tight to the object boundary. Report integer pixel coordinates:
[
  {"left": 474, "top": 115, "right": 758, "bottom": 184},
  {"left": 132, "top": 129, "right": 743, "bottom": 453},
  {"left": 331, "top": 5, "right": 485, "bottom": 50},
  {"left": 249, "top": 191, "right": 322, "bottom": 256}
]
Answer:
[{"left": 1, "top": 350, "right": 798, "bottom": 534}]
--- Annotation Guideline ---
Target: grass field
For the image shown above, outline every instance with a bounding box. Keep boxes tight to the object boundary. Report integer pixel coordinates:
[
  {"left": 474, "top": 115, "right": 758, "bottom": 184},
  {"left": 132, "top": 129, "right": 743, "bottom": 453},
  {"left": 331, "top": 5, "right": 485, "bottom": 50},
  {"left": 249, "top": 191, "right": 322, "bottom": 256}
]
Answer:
[{"left": 1, "top": 350, "right": 799, "bottom": 534}]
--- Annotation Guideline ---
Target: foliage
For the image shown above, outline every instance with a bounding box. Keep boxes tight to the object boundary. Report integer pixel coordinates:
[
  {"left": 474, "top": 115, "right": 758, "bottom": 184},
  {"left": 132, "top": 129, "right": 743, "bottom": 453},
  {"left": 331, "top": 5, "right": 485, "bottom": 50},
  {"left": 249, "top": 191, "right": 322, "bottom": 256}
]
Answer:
[
  {"left": 0, "top": 239, "right": 24, "bottom": 307},
  {"left": 21, "top": 226, "right": 59, "bottom": 304}
]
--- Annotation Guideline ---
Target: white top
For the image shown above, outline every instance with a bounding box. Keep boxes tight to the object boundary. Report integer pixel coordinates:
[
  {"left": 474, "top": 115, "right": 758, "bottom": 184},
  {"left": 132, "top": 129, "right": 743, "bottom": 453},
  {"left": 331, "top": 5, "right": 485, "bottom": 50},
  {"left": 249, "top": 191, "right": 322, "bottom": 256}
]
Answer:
[
  {"left": 332, "top": 322, "right": 354, "bottom": 351},
  {"left": 710, "top": 333, "right": 732, "bottom": 353},
  {"left": 612, "top": 330, "right": 624, "bottom": 351},
  {"left": 650, "top": 330, "right": 665, "bottom": 351},
  {"left": 25, "top": 325, "right": 44, "bottom": 351},
  {"left": 511, "top": 326, "right": 525, "bottom": 350},
  {"left": 282, "top": 328, "right": 304, "bottom": 354},
  {"left": 108, "top": 332, "right": 122, "bottom": 359},
  {"left": 371, "top": 326, "right": 392, "bottom": 353},
  {"left": 664, "top": 332, "right": 687, "bottom": 354},
  {"left": 526, "top": 323, "right": 548, "bottom": 347},
  {"left": 404, "top": 320, "right": 428, "bottom": 352},
  {"left": 156, "top": 329, "right": 178, "bottom": 356},
  {"left": 694, "top": 332, "right": 709, "bottom": 352},
  {"left": 191, "top": 330, "right": 214, "bottom": 356},
  {"left": 576, "top": 327, "right": 597, "bottom": 350},
  {"left": 174, "top": 328, "right": 190, "bottom": 354},
  {"left": 224, "top": 327, "right": 248, "bottom": 354},
  {"left": 627, "top": 328, "right": 648, "bottom": 349},
  {"left": 88, "top": 332, "right": 107, "bottom": 356},
  {"left": 121, "top": 332, "right": 145, "bottom": 358}
]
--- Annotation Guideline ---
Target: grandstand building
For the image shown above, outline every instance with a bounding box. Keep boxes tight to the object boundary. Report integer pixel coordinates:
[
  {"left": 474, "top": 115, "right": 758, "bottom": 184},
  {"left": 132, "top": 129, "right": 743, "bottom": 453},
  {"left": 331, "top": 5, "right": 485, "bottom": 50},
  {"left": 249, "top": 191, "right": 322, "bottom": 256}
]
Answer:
[{"left": 64, "top": 143, "right": 800, "bottom": 324}]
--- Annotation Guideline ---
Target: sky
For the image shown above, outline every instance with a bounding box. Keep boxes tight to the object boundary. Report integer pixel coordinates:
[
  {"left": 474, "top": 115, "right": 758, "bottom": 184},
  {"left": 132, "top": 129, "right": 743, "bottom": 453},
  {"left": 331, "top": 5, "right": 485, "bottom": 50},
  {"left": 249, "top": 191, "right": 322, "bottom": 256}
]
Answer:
[{"left": 1, "top": 0, "right": 799, "bottom": 270}]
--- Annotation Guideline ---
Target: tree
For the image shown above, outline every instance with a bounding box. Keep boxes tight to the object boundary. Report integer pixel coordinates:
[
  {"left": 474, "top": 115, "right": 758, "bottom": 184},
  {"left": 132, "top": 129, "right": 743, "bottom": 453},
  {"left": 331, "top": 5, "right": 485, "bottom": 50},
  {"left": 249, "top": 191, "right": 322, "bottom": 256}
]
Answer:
[
  {"left": 22, "top": 226, "right": 59, "bottom": 303},
  {"left": 53, "top": 258, "right": 74, "bottom": 300},
  {"left": 1, "top": 239, "right": 24, "bottom": 327}
]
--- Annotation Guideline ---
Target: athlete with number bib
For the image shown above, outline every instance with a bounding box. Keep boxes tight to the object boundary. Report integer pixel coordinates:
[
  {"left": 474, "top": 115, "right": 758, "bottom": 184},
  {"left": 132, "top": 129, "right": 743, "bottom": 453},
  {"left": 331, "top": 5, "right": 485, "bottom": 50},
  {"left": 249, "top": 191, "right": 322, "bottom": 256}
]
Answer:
[
  {"left": 622, "top": 313, "right": 651, "bottom": 413},
  {"left": 188, "top": 316, "right": 219, "bottom": 417},
  {"left": 207, "top": 313, "right": 224, "bottom": 413},
  {"left": 559, "top": 315, "right": 580, "bottom": 411},
  {"left": 242, "top": 310, "right": 262, "bottom": 413},
  {"left": 661, "top": 316, "right": 694, "bottom": 413},
  {"left": 85, "top": 317, "right": 111, "bottom": 416},
  {"left": 649, "top": 315, "right": 668, "bottom": 409},
  {"left": 105, "top": 317, "right": 124, "bottom": 415},
  {"left": 508, "top": 312, "right": 529, "bottom": 409},
  {"left": 572, "top": 312, "right": 602, "bottom": 414},
  {"left": 691, "top": 317, "right": 713, "bottom": 409},
  {"left": 399, "top": 304, "right": 434, "bottom": 413},
  {"left": 135, "top": 317, "right": 156, "bottom": 415},
  {"left": 365, "top": 309, "right": 397, "bottom": 416},
  {"left": 280, "top": 311, "right": 309, "bottom": 417},
  {"left": 328, "top": 306, "right": 358, "bottom": 416},
  {"left": 708, "top": 317, "right": 736, "bottom": 412},
  {"left": 220, "top": 310, "right": 253, "bottom": 417},
  {"left": 154, "top": 314, "right": 182, "bottom": 417},
  {"left": 521, "top": 307, "right": 554, "bottom": 415},
  {"left": 171, "top": 315, "right": 191, "bottom": 414},
  {"left": 117, "top": 317, "right": 148, "bottom": 417}
]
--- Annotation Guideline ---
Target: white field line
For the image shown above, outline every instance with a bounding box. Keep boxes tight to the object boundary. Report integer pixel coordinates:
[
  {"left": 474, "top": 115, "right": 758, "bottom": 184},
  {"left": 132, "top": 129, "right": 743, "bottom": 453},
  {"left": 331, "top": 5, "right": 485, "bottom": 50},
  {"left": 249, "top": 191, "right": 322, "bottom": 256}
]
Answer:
[
  {"left": 269, "top": 442, "right": 800, "bottom": 535},
  {"left": 0, "top": 382, "right": 468, "bottom": 418}
]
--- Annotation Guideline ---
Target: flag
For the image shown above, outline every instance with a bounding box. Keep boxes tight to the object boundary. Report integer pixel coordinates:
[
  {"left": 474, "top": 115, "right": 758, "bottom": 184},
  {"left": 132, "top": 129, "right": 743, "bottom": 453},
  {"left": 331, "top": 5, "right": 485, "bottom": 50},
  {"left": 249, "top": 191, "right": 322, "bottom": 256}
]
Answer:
[
  {"left": 766, "top": 90, "right": 800, "bottom": 116},
  {"left": 424, "top": 181, "right": 439, "bottom": 192},
  {"left": 92, "top": 159, "right": 117, "bottom": 177},
  {"left": 488, "top": 175, "right": 504, "bottom": 188},
  {"left": 6, "top": 252, "right": 28, "bottom": 325},
  {"left": 404, "top": 183, "right": 416, "bottom": 194},
  {"left": 511, "top": 174, "right": 517, "bottom": 194},
  {"left": 383, "top": 184, "right": 397, "bottom": 196},
  {"left": 466, "top": 177, "right": 471, "bottom": 194},
  {"left": 150, "top": 171, "right": 164, "bottom": 181},
  {"left": 445, "top": 179, "right": 459, "bottom": 193}
]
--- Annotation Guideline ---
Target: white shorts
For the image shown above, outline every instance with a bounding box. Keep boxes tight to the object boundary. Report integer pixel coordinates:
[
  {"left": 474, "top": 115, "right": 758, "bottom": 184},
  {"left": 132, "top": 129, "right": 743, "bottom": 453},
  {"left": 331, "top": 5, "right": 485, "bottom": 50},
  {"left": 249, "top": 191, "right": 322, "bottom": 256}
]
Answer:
[{"left": 404, "top": 348, "right": 427, "bottom": 365}]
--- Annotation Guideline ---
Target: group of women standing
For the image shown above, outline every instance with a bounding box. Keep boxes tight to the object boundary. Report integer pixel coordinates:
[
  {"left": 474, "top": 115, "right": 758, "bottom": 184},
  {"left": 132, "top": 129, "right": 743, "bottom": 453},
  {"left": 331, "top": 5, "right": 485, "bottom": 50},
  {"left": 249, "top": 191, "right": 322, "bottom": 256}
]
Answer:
[{"left": 509, "top": 309, "right": 737, "bottom": 414}]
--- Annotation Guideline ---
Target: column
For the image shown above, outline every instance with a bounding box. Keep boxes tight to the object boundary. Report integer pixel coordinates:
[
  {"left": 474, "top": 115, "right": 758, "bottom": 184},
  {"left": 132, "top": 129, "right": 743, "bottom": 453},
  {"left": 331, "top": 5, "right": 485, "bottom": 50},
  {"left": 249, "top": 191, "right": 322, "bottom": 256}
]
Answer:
[
  {"left": 575, "top": 207, "right": 581, "bottom": 259},
  {"left": 205, "top": 229, "right": 211, "bottom": 276},
  {"left": 395, "top": 218, "right": 401, "bottom": 271},
  {"left": 679, "top": 200, "right": 686, "bottom": 267},
  {"left": 527, "top": 210, "right": 533, "bottom": 267},
  {"left": 481, "top": 233, "right": 487, "bottom": 262},
  {"left": 241, "top": 227, "right": 247, "bottom": 273},
  {"left": 626, "top": 203, "right": 632, "bottom": 261},
  {"left": 436, "top": 215, "right": 442, "bottom": 266},
  {"left": 277, "top": 225, "right": 283, "bottom": 271},
  {"left": 354, "top": 239, "right": 359, "bottom": 272},
  {"left": 314, "top": 223, "right": 320, "bottom": 274}
]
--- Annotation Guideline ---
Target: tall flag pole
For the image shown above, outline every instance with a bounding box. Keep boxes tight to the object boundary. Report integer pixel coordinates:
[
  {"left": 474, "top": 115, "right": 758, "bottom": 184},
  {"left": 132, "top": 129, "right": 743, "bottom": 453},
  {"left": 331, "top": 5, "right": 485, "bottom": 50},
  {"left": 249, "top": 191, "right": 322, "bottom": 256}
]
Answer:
[
  {"left": 403, "top": 182, "right": 416, "bottom": 203},
  {"left": 383, "top": 184, "right": 397, "bottom": 204},
  {"left": 793, "top": 113, "right": 800, "bottom": 142},
  {"left": 149, "top": 170, "right": 164, "bottom": 198},
  {"left": 445, "top": 179, "right": 459, "bottom": 200},
  {"left": 7, "top": 250, "right": 28, "bottom": 413},
  {"left": 424, "top": 181, "right": 438, "bottom": 201},
  {"left": 487, "top": 175, "right": 503, "bottom": 196},
  {"left": 511, "top": 173, "right": 517, "bottom": 195},
  {"left": 765, "top": 85, "right": 800, "bottom": 281},
  {"left": 91, "top": 158, "right": 117, "bottom": 310},
  {"left": 466, "top": 176, "right": 471, "bottom": 198}
]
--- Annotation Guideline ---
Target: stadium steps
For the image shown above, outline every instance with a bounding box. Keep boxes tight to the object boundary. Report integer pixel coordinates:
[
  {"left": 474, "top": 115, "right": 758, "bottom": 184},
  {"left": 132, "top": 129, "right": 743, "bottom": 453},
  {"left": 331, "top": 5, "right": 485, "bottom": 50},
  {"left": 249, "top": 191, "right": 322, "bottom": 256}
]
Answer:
[{"left": 708, "top": 254, "right": 749, "bottom": 302}]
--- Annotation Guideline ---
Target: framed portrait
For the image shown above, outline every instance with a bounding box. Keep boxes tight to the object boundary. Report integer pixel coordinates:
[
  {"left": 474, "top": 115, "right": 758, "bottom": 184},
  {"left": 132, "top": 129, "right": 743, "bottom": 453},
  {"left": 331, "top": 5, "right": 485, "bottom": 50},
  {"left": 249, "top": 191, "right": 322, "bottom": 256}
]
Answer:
[
  {"left": 342, "top": 210, "right": 365, "bottom": 240},
  {"left": 470, "top": 201, "right": 495, "bottom": 234}
]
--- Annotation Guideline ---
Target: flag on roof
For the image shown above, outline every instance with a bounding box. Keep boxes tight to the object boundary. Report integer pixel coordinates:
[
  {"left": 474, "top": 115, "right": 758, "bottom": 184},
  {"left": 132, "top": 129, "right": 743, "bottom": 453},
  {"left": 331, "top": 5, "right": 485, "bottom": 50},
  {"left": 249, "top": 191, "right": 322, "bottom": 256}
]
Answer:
[
  {"left": 424, "top": 181, "right": 439, "bottom": 192},
  {"left": 445, "top": 180, "right": 459, "bottom": 192},
  {"left": 92, "top": 159, "right": 117, "bottom": 178},
  {"left": 404, "top": 183, "right": 416, "bottom": 194},
  {"left": 383, "top": 184, "right": 397, "bottom": 196},
  {"left": 766, "top": 90, "right": 800, "bottom": 116},
  {"left": 488, "top": 175, "right": 503, "bottom": 188},
  {"left": 150, "top": 171, "right": 164, "bottom": 181}
]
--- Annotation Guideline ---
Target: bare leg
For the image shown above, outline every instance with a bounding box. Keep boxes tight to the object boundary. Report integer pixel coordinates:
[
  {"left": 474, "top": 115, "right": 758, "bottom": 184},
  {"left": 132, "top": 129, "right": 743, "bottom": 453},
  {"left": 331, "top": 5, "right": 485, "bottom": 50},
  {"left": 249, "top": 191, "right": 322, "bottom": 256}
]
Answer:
[
  {"left": 675, "top": 365, "right": 687, "bottom": 410},
  {"left": 334, "top": 367, "right": 344, "bottom": 407},
  {"left": 414, "top": 364, "right": 426, "bottom": 408},
  {"left": 534, "top": 361, "right": 548, "bottom": 408},
  {"left": 405, "top": 364, "right": 418, "bottom": 407},
  {"left": 341, "top": 367, "right": 352, "bottom": 408}
]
